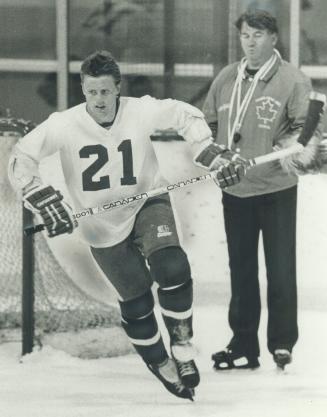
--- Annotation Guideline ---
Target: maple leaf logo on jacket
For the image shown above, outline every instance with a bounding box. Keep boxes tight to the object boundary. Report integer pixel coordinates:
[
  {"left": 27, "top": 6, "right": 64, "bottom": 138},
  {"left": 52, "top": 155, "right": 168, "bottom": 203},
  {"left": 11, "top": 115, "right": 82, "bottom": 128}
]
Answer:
[{"left": 255, "top": 96, "right": 281, "bottom": 130}]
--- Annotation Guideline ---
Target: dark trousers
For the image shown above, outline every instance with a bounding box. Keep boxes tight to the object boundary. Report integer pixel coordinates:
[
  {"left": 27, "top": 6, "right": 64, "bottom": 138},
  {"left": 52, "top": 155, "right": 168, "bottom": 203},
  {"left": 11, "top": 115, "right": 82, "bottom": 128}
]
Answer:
[{"left": 222, "top": 186, "right": 298, "bottom": 356}]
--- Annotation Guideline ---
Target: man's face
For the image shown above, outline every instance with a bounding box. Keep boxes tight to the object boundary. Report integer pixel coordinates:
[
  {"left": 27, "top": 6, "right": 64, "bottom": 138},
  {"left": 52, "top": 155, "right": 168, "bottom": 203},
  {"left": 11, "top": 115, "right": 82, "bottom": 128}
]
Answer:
[
  {"left": 239, "top": 22, "right": 277, "bottom": 69},
  {"left": 82, "top": 75, "right": 120, "bottom": 123}
]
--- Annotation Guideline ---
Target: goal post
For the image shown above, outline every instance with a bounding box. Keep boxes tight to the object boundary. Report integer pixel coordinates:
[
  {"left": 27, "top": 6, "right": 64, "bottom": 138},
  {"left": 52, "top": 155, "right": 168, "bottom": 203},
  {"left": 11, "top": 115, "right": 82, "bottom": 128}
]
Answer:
[{"left": 22, "top": 205, "right": 35, "bottom": 355}]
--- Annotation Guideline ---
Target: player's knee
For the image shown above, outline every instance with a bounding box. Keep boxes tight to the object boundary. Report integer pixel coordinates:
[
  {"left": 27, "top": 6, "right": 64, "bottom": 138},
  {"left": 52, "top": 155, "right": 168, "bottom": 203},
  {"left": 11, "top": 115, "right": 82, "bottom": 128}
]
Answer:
[
  {"left": 148, "top": 246, "right": 191, "bottom": 288},
  {"left": 119, "top": 289, "right": 154, "bottom": 321},
  {"left": 151, "top": 248, "right": 193, "bottom": 315}
]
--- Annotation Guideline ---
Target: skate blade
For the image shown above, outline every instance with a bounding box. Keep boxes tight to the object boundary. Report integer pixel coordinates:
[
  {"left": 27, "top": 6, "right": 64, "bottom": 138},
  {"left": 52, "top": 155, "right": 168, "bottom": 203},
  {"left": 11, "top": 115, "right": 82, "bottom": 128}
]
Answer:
[
  {"left": 171, "top": 385, "right": 194, "bottom": 401},
  {"left": 186, "top": 388, "right": 195, "bottom": 402},
  {"left": 147, "top": 363, "right": 194, "bottom": 401}
]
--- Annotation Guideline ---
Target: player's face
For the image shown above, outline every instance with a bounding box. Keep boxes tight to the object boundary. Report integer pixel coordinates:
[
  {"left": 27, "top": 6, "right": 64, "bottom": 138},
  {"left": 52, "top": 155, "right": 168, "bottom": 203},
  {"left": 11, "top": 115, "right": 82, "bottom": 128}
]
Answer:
[
  {"left": 239, "top": 22, "right": 277, "bottom": 69},
  {"left": 82, "top": 75, "right": 120, "bottom": 123}
]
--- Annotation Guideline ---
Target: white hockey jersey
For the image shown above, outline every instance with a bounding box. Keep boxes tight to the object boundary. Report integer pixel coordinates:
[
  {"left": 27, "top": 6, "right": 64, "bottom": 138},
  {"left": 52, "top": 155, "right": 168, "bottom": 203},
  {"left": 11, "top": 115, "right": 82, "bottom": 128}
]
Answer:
[{"left": 9, "top": 96, "right": 211, "bottom": 247}]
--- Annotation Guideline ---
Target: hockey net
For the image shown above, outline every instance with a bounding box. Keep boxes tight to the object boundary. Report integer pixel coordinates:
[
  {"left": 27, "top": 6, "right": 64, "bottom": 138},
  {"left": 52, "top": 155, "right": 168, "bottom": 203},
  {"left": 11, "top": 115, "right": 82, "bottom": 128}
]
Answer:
[{"left": 0, "top": 132, "right": 131, "bottom": 358}]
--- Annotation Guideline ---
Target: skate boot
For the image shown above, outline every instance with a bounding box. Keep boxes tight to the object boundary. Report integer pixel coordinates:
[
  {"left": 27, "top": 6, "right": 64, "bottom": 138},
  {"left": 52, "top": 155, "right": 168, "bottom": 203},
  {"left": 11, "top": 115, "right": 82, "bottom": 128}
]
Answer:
[
  {"left": 273, "top": 349, "right": 292, "bottom": 370},
  {"left": 212, "top": 349, "right": 260, "bottom": 371},
  {"left": 147, "top": 358, "right": 194, "bottom": 401},
  {"left": 171, "top": 341, "right": 200, "bottom": 388}
]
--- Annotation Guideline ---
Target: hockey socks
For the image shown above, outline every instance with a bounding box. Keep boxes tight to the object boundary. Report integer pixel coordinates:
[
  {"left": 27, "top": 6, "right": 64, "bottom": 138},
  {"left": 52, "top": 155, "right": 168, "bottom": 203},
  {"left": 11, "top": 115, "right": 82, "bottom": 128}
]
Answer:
[
  {"left": 119, "top": 290, "right": 168, "bottom": 364},
  {"left": 119, "top": 290, "right": 194, "bottom": 400},
  {"left": 158, "top": 279, "right": 200, "bottom": 388}
]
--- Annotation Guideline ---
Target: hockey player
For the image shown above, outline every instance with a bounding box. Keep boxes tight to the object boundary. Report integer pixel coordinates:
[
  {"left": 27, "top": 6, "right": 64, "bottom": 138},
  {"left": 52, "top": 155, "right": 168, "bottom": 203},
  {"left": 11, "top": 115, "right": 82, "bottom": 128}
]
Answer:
[{"left": 7, "top": 50, "right": 223, "bottom": 400}]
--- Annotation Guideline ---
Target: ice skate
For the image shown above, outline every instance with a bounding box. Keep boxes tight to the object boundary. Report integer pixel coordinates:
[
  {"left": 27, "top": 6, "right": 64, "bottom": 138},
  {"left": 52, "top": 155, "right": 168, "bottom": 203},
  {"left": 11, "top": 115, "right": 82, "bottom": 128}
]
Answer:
[
  {"left": 171, "top": 341, "right": 200, "bottom": 388},
  {"left": 212, "top": 349, "right": 260, "bottom": 370},
  {"left": 147, "top": 358, "right": 194, "bottom": 401},
  {"left": 273, "top": 349, "right": 292, "bottom": 370}
]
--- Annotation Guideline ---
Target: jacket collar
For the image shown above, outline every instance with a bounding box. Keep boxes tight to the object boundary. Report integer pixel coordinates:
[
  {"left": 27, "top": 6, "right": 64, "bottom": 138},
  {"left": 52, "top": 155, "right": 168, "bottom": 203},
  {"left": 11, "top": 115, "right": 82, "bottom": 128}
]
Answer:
[{"left": 238, "top": 49, "right": 282, "bottom": 83}]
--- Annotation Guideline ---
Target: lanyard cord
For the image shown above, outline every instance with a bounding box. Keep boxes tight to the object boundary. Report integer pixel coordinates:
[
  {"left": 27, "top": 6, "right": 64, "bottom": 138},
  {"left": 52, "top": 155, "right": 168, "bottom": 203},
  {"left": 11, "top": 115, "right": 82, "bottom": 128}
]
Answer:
[{"left": 227, "top": 50, "right": 280, "bottom": 147}]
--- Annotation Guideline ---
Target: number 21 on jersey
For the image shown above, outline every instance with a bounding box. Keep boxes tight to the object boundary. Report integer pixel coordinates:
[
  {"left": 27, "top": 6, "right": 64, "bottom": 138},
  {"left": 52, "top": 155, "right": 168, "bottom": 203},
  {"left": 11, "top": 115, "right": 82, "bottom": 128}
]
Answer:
[{"left": 79, "top": 139, "right": 137, "bottom": 191}]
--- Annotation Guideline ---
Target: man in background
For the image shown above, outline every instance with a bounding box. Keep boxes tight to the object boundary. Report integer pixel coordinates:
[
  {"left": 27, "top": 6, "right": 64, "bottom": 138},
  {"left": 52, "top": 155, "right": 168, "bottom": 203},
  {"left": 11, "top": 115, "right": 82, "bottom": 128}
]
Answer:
[{"left": 196, "top": 10, "right": 321, "bottom": 371}]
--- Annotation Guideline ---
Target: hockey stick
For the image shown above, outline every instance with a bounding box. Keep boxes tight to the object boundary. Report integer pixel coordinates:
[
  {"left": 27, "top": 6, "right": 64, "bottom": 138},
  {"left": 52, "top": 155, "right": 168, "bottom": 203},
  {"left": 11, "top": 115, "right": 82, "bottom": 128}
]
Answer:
[{"left": 24, "top": 91, "right": 325, "bottom": 236}]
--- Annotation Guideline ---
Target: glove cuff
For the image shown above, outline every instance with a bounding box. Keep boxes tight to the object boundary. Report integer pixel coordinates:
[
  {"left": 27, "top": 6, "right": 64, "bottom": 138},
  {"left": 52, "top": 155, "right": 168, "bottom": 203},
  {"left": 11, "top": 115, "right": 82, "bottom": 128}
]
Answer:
[
  {"left": 23, "top": 185, "right": 63, "bottom": 212},
  {"left": 193, "top": 140, "right": 227, "bottom": 170}
]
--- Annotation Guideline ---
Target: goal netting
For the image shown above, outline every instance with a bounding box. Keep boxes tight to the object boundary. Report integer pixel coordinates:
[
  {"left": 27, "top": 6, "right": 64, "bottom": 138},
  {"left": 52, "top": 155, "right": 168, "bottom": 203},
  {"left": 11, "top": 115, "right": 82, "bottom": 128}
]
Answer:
[{"left": 0, "top": 132, "right": 132, "bottom": 358}]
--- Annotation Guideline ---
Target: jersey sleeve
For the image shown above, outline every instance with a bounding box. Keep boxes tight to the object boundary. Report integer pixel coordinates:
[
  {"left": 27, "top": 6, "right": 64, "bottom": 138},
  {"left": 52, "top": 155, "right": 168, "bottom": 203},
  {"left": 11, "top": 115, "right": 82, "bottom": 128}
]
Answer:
[
  {"left": 141, "top": 95, "right": 213, "bottom": 146},
  {"left": 8, "top": 113, "right": 65, "bottom": 192}
]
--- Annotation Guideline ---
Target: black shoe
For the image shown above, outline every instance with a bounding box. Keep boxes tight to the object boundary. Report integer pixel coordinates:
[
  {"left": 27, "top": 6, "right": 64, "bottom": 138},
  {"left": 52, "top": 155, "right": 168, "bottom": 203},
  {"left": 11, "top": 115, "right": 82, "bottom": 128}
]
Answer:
[
  {"left": 212, "top": 349, "right": 260, "bottom": 370},
  {"left": 273, "top": 349, "right": 292, "bottom": 370},
  {"left": 147, "top": 358, "right": 194, "bottom": 401},
  {"left": 171, "top": 342, "right": 200, "bottom": 388}
]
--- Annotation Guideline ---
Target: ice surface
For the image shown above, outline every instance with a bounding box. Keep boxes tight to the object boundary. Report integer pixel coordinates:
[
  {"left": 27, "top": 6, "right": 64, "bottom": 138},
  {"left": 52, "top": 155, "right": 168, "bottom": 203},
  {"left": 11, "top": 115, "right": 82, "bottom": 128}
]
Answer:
[{"left": 1, "top": 141, "right": 327, "bottom": 416}]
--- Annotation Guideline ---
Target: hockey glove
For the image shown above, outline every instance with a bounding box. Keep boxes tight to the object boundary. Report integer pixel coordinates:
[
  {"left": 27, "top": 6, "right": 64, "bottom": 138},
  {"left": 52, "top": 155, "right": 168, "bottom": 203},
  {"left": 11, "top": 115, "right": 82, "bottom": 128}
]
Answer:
[
  {"left": 23, "top": 185, "right": 76, "bottom": 238},
  {"left": 215, "top": 161, "right": 247, "bottom": 189},
  {"left": 194, "top": 141, "right": 246, "bottom": 171}
]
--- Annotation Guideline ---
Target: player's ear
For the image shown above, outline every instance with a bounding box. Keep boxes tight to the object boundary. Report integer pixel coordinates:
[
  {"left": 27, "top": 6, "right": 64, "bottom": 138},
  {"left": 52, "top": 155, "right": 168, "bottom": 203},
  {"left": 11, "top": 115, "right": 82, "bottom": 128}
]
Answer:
[
  {"left": 271, "top": 33, "right": 278, "bottom": 47},
  {"left": 116, "top": 82, "right": 121, "bottom": 95},
  {"left": 81, "top": 82, "right": 87, "bottom": 97}
]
